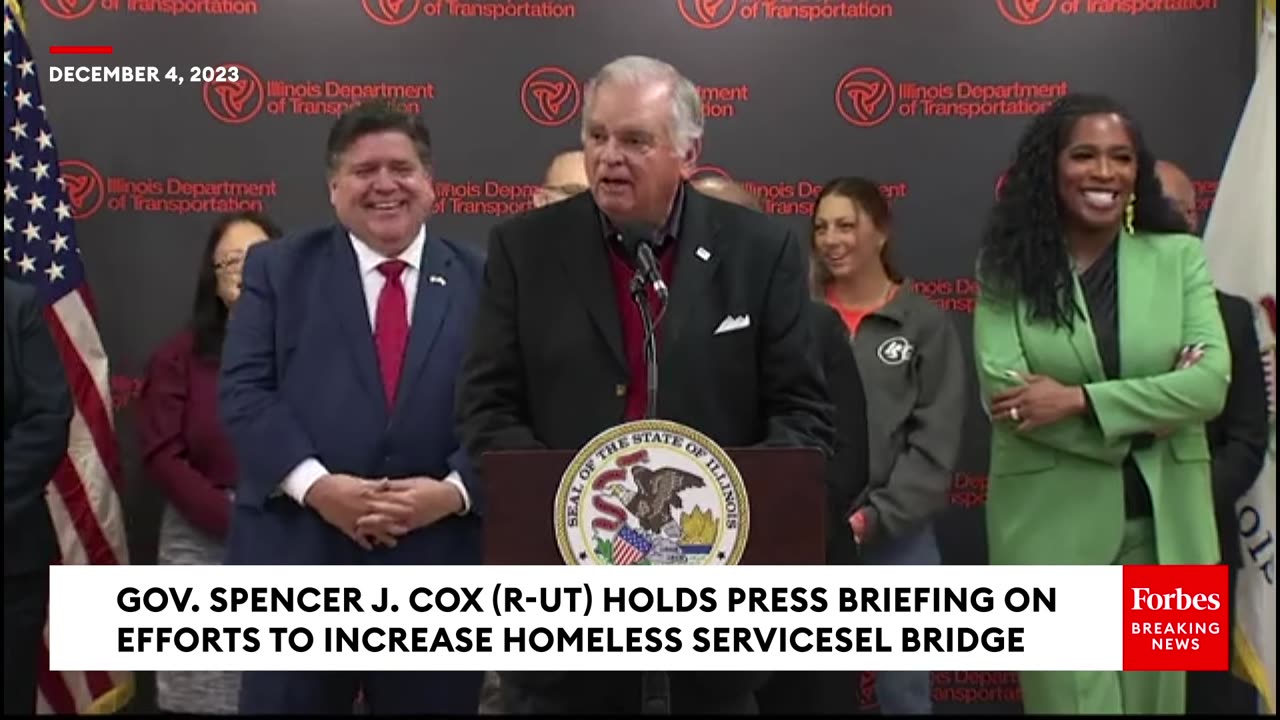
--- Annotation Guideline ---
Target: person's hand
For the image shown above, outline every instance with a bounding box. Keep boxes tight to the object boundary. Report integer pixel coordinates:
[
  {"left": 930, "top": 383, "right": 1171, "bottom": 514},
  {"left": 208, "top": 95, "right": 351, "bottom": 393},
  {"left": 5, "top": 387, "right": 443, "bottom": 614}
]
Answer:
[
  {"left": 848, "top": 508, "right": 873, "bottom": 545},
  {"left": 304, "top": 474, "right": 397, "bottom": 550},
  {"left": 1174, "top": 344, "right": 1205, "bottom": 371},
  {"left": 354, "top": 477, "right": 464, "bottom": 540},
  {"left": 990, "top": 374, "right": 1086, "bottom": 431}
]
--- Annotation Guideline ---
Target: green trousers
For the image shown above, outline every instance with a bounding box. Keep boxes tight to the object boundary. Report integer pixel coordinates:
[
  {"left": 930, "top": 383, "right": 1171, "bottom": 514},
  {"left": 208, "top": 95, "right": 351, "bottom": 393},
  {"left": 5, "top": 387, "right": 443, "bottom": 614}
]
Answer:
[{"left": 1019, "top": 518, "right": 1185, "bottom": 715}]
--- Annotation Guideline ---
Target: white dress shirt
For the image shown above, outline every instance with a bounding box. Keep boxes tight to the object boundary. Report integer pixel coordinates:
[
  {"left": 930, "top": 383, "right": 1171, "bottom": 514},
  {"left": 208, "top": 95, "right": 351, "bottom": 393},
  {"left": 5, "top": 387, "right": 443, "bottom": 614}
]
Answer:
[{"left": 278, "top": 225, "right": 470, "bottom": 514}]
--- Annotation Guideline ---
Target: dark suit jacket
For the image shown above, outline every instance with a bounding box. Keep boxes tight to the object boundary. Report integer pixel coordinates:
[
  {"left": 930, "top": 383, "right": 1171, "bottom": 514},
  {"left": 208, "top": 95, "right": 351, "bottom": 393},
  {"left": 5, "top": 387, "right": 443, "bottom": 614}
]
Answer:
[
  {"left": 218, "top": 225, "right": 483, "bottom": 567},
  {"left": 456, "top": 188, "right": 833, "bottom": 709},
  {"left": 457, "top": 187, "right": 833, "bottom": 457},
  {"left": 809, "top": 301, "right": 868, "bottom": 566},
  {"left": 3, "top": 278, "right": 72, "bottom": 577},
  {"left": 1207, "top": 291, "right": 1269, "bottom": 568}
]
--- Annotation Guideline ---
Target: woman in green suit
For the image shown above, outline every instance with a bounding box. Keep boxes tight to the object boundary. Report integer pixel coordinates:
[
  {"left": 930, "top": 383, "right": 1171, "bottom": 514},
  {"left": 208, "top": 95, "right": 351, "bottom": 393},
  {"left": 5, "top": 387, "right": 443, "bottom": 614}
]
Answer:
[{"left": 972, "top": 93, "right": 1230, "bottom": 715}]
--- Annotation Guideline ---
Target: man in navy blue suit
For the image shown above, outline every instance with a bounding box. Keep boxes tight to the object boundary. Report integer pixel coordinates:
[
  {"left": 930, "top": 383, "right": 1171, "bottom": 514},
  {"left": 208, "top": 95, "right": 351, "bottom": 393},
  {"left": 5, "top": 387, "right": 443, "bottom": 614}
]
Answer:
[{"left": 218, "top": 100, "right": 484, "bottom": 714}]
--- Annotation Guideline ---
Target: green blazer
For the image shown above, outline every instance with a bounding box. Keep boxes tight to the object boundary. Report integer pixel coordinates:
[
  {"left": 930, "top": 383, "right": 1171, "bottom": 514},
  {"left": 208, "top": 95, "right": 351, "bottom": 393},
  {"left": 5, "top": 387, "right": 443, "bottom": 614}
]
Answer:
[{"left": 973, "top": 231, "right": 1230, "bottom": 566}]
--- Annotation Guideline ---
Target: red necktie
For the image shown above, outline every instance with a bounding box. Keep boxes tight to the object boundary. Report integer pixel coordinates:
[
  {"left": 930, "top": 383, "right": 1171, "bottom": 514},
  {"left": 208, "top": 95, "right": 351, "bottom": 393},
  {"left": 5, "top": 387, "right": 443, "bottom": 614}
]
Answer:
[{"left": 374, "top": 259, "right": 409, "bottom": 407}]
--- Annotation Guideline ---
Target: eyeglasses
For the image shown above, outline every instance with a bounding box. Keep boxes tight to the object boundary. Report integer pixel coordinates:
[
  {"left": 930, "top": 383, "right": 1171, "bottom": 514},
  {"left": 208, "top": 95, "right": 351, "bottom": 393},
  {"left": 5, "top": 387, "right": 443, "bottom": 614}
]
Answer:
[{"left": 213, "top": 254, "right": 245, "bottom": 275}]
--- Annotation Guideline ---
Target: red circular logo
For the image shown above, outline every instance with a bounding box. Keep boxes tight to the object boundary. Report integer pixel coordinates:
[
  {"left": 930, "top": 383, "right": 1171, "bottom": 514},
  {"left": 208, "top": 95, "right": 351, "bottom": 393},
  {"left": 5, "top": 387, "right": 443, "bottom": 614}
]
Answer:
[
  {"left": 520, "top": 67, "right": 581, "bottom": 127},
  {"left": 202, "top": 64, "right": 265, "bottom": 125},
  {"left": 677, "top": 0, "right": 738, "bottom": 29},
  {"left": 835, "top": 67, "right": 895, "bottom": 128},
  {"left": 40, "top": 0, "right": 95, "bottom": 20},
  {"left": 996, "top": 0, "right": 1058, "bottom": 25},
  {"left": 690, "top": 165, "right": 730, "bottom": 180},
  {"left": 57, "top": 159, "right": 104, "bottom": 220},
  {"left": 362, "top": 0, "right": 420, "bottom": 26}
]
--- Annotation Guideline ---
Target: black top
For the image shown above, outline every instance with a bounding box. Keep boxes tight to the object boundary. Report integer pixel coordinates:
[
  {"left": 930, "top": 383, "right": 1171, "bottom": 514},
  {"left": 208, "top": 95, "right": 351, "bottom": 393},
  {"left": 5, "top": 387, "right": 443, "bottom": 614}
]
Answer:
[{"left": 1078, "top": 240, "right": 1153, "bottom": 518}]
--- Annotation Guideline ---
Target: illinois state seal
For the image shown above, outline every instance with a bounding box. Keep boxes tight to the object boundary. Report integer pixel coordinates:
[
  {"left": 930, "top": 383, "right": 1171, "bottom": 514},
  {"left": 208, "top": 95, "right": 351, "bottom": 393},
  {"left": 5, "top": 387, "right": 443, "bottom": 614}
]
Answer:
[{"left": 554, "top": 419, "right": 749, "bottom": 566}]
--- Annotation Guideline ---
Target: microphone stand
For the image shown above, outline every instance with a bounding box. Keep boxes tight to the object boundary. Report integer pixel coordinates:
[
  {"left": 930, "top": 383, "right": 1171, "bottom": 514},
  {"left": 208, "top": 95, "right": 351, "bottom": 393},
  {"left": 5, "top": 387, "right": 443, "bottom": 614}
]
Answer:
[
  {"left": 629, "top": 271, "right": 661, "bottom": 422},
  {"left": 629, "top": 268, "right": 669, "bottom": 714}
]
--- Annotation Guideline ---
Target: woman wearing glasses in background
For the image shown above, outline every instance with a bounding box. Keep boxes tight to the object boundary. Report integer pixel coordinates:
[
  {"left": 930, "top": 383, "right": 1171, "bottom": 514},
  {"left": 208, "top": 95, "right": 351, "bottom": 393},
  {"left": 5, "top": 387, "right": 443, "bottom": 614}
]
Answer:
[{"left": 137, "top": 210, "right": 281, "bottom": 715}]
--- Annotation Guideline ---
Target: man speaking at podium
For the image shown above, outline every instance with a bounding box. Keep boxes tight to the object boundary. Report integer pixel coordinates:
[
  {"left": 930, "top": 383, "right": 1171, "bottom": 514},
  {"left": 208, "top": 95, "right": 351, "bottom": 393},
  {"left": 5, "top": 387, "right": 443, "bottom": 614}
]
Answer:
[{"left": 457, "top": 55, "right": 833, "bottom": 714}]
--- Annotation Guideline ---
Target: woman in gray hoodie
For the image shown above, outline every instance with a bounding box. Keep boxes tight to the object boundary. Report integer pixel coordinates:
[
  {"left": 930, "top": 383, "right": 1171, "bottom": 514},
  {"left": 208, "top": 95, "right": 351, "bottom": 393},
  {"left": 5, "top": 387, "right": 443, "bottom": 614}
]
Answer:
[{"left": 810, "top": 176, "right": 968, "bottom": 715}]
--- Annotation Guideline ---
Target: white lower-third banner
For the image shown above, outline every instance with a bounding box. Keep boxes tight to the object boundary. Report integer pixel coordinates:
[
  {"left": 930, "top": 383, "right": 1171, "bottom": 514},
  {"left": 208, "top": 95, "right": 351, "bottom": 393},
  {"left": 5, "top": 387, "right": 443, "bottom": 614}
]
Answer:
[{"left": 48, "top": 564, "right": 1229, "bottom": 673}]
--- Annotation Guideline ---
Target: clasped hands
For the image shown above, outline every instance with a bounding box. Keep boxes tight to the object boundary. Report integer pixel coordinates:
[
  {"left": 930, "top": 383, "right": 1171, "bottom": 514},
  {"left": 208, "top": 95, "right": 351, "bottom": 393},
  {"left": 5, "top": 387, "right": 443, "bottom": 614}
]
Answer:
[{"left": 304, "top": 473, "right": 463, "bottom": 550}]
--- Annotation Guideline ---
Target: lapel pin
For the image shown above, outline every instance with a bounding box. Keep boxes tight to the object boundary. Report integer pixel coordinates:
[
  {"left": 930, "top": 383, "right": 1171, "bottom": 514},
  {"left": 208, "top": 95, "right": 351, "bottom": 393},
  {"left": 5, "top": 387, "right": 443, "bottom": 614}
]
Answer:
[
  {"left": 696, "top": 246, "right": 711, "bottom": 261},
  {"left": 428, "top": 274, "right": 447, "bottom": 286}
]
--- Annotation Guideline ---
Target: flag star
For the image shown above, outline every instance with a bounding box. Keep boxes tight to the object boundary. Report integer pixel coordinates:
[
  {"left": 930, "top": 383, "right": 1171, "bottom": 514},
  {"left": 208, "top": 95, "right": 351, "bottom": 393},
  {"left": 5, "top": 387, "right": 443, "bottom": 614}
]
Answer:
[
  {"left": 3, "top": 49, "right": 10, "bottom": 66},
  {"left": 38, "top": 104, "right": 46, "bottom": 116},
  {"left": 21, "top": 221, "right": 41, "bottom": 242},
  {"left": 3, "top": 181, "right": 16, "bottom": 203},
  {"left": 24, "top": 192, "right": 46, "bottom": 213},
  {"left": 2, "top": 214, "right": 11, "bottom": 232},
  {"left": 3, "top": 14, "right": 12, "bottom": 35},
  {"left": 17, "top": 58, "right": 35, "bottom": 78},
  {"left": 2, "top": 246, "right": 8, "bottom": 263},
  {"left": 35, "top": 129, "right": 53, "bottom": 150},
  {"left": 50, "top": 232, "right": 70, "bottom": 253},
  {"left": 54, "top": 201, "right": 71, "bottom": 221},
  {"left": 45, "top": 262, "right": 65, "bottom": 282},
  {"left": 8, "top": 120, "right": 27, "bottom": 140},
  {"left": 14, "top": 88, "right": 32, "bottom": 109},
  {"left": 57, "top": 176, "right": 66, "bottom": 190},
  {"left": 30, "top": 161, "right": 49, "bottom": 181},
  {"left": 4, "top": 150, "right": 21, "bottom": 171},
  {"left": 17, "top": 254, "right": 36, "bottom": 274}
]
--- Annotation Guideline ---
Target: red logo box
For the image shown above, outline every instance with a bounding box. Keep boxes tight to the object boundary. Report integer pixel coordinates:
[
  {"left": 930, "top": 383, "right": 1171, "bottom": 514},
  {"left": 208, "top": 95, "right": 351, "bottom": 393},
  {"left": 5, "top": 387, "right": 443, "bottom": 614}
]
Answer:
[{"left": 1122, "top": 565, "right": 1229, "bottom": 671}]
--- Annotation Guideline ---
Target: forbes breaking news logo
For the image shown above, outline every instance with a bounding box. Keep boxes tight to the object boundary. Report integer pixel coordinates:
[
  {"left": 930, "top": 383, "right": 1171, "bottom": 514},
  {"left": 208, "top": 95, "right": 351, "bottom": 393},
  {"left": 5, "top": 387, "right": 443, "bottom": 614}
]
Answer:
[{"left": 1122, "top": 565, "right": 1228, "bottom": 671}]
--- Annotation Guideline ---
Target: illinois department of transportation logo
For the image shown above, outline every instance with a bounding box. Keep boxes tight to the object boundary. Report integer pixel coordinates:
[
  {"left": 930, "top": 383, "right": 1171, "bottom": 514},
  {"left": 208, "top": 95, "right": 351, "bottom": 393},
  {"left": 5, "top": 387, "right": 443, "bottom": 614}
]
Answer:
[
  {"left": 996, "top": 0, "right": 1057, "bottom": 25},
  {"left": 555, "top": 419, "right": 748, "bottom": 566},
  {"left": 521, "top": 66, "right": 580, "bottom": 127}
]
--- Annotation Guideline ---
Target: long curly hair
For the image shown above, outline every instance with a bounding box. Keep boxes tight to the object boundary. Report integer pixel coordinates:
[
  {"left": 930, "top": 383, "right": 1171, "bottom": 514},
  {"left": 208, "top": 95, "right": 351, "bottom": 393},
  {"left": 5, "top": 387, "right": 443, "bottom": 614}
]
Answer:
[{"left": 977, "top": 93, "right": 1185, "bottom": 330}]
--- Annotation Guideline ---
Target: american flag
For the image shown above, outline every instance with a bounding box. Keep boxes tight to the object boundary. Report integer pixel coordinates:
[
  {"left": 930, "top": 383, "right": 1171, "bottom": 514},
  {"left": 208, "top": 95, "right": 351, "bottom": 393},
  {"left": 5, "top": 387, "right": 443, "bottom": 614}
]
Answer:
[
  {"left": 612, "top": 526, "right": 652, "bottom": 566},
  {"left": 4, "top": 0, "right": 134, "bottom": 713}
]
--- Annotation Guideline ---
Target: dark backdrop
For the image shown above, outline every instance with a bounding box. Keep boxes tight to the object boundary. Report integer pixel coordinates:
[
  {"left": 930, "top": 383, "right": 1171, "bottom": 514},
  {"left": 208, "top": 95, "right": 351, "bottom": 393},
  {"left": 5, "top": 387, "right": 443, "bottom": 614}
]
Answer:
[{"left": 23, "top": 0, "right": 1255, "bottom": 713}]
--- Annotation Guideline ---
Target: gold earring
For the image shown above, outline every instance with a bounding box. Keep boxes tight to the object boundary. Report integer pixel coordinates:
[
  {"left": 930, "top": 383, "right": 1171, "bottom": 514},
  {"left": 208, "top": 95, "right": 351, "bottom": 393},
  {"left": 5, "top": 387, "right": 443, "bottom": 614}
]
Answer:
[{"left": 1124, "top": 194, "right": 1135, "bottom": 235}]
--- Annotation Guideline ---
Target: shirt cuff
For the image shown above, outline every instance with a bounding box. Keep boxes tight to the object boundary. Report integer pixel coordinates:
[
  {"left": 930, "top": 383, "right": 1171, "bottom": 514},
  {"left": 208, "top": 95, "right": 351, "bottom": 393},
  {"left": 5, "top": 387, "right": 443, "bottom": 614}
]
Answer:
[
  {"left": 442, "top": 471, "right": 470, "bottom": 515},
  {"left": 280, "top": 458, "right": 328, "bottom": 505}
]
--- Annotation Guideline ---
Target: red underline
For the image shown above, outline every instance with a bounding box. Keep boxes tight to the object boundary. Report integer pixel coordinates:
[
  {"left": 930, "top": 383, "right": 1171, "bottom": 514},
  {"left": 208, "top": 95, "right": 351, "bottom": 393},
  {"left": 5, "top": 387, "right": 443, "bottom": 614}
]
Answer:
[{"left": 49, "top": 46, "right": 114, "bottom": 55}]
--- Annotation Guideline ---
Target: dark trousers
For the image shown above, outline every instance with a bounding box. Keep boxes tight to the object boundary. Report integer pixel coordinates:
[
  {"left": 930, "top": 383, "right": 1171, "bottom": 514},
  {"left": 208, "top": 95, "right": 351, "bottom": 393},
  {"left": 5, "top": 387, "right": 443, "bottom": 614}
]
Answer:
[
  {"left": 1186, "top": 567, "right": 1259, "bottom": 714},
  {"left": 500, "top": 671, "right": 766, "bottom": 714},
  {"left": 4, "top": 570, "right": 49, "bottom": 716},
  {"left": 239, "top": 670, "right": 483, "bottom": 714},
  {"left": 756, "top": 671, "right": 859, "bottom": 714}
]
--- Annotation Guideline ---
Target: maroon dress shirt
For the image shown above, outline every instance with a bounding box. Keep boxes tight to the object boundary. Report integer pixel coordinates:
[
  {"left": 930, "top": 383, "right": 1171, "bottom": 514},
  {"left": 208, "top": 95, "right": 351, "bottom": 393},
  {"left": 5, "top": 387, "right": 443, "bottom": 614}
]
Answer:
[
  {"left": 603, "top": 185, "right": 683, "bottom": 422},
  {"left": 137, "top": 330, "right": 238, "bottom": 537}
]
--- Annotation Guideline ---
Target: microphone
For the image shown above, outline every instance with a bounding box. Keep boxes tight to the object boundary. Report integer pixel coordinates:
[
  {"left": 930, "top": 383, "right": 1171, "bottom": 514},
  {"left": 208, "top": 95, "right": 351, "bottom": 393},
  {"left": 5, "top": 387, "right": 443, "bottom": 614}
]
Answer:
[{"left": 616, "top": 222, "right": 668, "bottom": 303}]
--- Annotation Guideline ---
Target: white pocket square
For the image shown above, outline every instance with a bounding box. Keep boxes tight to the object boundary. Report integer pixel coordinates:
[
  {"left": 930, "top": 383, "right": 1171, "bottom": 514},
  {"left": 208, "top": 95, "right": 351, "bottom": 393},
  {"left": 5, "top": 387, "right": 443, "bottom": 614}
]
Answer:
[{"left": 714, "top": 314, "right": 751, "bottom": 335}]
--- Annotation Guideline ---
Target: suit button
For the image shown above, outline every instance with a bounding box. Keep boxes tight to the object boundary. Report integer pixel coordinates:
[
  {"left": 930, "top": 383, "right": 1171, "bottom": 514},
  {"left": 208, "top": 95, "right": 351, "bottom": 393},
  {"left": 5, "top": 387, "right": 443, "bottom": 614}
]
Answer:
[{"left": 615, "top": 383, "right": 627, "bottom": 397}]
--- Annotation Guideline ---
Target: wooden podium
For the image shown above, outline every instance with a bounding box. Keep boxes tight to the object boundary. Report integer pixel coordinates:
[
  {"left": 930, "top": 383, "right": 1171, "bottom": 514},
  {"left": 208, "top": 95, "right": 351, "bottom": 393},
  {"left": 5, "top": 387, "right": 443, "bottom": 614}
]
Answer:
[{"left": 481, "top": 447, "right": 828, "bottom": 565}]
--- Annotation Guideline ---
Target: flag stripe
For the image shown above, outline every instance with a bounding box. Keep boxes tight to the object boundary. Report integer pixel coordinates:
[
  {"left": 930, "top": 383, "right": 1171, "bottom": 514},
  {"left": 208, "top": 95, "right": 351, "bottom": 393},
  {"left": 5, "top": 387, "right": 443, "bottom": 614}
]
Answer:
[
  {"left": 36, "top": 638, "right": 77, "bottom": 715},
  {"left": 5, "top": 1, "right": 134, "bottom": 712}
]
